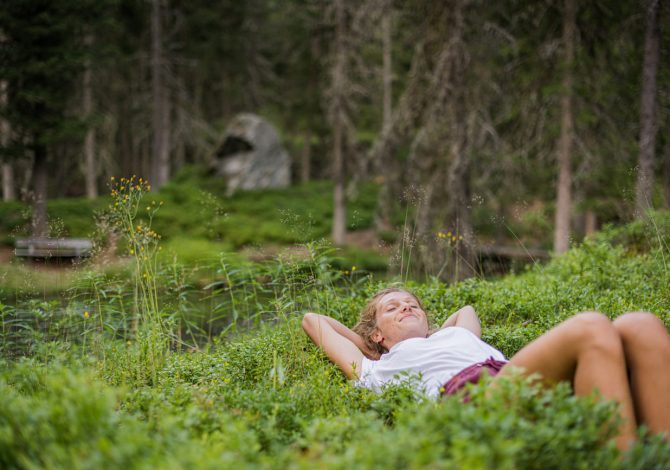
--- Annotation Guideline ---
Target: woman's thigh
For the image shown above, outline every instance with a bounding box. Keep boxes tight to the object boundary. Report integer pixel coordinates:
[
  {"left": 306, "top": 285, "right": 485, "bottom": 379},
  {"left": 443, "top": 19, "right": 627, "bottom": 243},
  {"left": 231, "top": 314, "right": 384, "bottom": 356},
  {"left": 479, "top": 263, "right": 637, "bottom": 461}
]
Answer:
[{"left": 499, "top": 312, "right": 620, "bottom": 384}]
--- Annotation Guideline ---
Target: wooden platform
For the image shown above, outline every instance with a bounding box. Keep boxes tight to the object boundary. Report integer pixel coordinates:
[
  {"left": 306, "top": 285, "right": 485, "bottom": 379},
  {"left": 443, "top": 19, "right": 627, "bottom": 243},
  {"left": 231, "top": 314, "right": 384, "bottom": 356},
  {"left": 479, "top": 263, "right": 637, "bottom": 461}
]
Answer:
[{"left": 15, "top": 238, "right": 93, "bottom": 258}]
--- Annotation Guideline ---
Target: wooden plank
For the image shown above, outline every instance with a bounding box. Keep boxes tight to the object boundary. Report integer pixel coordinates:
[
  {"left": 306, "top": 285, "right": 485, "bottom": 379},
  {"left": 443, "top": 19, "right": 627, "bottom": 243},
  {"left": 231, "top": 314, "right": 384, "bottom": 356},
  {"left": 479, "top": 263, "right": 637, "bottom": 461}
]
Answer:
[{"left": 14, "top": 238, "right": 93, "bottom": 258}]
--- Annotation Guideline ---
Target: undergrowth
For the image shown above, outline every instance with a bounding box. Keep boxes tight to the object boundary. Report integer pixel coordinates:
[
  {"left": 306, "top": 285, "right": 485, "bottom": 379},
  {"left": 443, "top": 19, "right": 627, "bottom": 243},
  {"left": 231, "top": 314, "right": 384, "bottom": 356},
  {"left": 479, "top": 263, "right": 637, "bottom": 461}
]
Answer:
[
  {"left": 0, "top": 166, "right": 379, "bottom": 253},
  {"left": 1, "top": 182, "right": 670, "bottom": 468}
]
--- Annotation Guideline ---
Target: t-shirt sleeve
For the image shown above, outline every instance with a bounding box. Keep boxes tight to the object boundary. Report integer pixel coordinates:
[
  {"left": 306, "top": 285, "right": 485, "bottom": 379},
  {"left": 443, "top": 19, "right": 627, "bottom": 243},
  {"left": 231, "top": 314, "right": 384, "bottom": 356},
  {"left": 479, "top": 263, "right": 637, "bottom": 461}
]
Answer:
[{"left": 354, "top": 357, "right": 381, "bottom": 392}]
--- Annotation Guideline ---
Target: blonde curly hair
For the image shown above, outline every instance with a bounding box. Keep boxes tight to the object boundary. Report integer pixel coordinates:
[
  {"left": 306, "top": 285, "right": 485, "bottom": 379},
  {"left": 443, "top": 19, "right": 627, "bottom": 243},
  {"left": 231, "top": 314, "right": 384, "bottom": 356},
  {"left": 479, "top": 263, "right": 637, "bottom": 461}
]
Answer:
[{"left": 352, "top": 287, "right": 425, "bottom": 355}]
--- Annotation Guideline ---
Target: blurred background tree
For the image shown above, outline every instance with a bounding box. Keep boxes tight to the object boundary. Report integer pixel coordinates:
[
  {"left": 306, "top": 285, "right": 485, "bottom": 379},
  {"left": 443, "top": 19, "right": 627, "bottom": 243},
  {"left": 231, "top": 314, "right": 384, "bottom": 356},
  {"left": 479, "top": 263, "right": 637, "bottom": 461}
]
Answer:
[
  {"left": 0, "top": 0, "right": 667, "bottom": 271},
  {"left": 0, "top": 0, "right": 112, "bottom": 236}
]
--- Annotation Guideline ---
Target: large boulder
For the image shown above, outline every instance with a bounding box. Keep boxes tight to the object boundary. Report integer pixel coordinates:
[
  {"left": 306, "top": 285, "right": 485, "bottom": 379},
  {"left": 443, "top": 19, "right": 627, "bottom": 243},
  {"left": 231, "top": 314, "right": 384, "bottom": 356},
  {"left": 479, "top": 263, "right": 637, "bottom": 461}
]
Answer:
[{"left": 213, "top": 113, "right": 290, "bottom": 196}]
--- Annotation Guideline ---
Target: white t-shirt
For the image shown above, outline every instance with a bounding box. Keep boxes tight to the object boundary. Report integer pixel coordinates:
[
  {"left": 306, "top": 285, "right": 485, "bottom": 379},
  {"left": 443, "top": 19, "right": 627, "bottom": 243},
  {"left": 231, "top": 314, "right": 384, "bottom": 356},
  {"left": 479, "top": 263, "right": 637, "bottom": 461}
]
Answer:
[{"left": 355, "top": 326, "right": 506, "bottom": 398}]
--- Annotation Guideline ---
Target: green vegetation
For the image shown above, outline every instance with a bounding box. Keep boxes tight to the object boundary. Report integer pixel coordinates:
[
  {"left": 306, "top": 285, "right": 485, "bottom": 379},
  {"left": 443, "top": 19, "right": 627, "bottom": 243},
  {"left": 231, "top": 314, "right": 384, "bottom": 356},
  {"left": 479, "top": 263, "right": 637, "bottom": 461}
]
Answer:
[
  {"left": 0, "top": 167, "right": 561, "bottom": 302},
  {"left": 1, "top": 182, "right": 669, "bottom": 468},
  {"left": 0, "top": 169, "right": 389, "bottom": 299},
  {"left": 0, "top": 167, "right": 381, "bottom": 265},
  {"left": 2, "top": 1, "right": 668, "bottom": 463}
]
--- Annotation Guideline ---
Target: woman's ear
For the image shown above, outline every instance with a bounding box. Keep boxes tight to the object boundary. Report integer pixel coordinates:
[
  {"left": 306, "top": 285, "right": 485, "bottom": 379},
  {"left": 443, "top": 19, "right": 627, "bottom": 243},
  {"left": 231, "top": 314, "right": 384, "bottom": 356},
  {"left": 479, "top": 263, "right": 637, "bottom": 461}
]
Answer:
[{"left": 371, "top": 329, "right": 383, "bottom": 344}]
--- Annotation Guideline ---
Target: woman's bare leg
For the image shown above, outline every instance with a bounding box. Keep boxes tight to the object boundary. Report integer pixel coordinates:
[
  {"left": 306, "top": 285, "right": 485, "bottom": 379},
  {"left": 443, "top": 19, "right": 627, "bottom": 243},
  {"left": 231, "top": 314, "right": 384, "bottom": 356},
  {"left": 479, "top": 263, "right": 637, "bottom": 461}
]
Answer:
[
  {"left": 498, "top": 312, "right": 637, "bottom": 450},
  {"left": 613, "top": 312, "right": 670, "bottom": 438}
]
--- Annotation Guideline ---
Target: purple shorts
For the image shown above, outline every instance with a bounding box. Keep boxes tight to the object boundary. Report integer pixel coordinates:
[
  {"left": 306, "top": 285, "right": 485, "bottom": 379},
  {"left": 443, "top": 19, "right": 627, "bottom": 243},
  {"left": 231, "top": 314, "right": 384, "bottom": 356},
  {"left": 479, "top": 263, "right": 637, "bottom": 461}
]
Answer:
[{"left": 440, "top": 357, "right": 508, "bottom": 399}]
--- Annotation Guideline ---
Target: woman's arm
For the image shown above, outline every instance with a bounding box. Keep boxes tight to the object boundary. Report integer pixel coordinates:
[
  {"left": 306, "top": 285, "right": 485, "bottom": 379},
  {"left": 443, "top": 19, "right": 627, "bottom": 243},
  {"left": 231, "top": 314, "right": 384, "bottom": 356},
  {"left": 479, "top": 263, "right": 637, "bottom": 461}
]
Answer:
[
  {"left": 302, "top": 313, "right": 372, "bottom": 379},
  {"left": 440, "top": 305, "right": 482, "bottom": 338}
]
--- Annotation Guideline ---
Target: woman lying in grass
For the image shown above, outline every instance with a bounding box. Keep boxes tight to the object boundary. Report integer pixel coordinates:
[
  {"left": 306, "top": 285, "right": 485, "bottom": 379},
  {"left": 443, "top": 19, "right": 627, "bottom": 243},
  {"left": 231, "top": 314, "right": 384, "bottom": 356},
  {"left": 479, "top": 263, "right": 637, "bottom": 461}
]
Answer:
[{"left": 302, "top": 287, "right": 670, "bottom": 451}]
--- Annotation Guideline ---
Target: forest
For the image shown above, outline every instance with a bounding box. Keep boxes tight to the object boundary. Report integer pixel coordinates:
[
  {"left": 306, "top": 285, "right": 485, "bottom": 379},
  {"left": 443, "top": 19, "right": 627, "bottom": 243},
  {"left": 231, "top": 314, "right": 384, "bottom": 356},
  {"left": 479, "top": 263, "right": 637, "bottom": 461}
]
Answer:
[{"left": 1, "top": 0, "right": 670, "bottom": 468}]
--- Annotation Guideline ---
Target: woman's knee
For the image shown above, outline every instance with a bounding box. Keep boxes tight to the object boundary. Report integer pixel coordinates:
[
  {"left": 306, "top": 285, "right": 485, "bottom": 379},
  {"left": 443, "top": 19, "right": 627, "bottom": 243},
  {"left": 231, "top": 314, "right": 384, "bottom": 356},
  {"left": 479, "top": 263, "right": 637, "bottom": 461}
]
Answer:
[
  {"left": 614, "top": 312, "right": 670, "bottom": 353},
  {"left": 613, "top": 311, "right": 665, "bottom": 335},
  {"left": 566, "top": 312, "right": 622, "bottom": 354},
  {"left": 569, "top": 311, "right": 614, "bottom": 332}
]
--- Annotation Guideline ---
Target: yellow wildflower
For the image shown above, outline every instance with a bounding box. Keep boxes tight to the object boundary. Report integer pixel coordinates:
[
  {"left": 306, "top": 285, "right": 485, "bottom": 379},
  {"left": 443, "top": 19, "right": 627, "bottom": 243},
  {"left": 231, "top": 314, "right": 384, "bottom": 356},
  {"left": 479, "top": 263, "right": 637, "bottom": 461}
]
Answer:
[{"left": 84, "top": 311, "right": 90, "bottom": 319}]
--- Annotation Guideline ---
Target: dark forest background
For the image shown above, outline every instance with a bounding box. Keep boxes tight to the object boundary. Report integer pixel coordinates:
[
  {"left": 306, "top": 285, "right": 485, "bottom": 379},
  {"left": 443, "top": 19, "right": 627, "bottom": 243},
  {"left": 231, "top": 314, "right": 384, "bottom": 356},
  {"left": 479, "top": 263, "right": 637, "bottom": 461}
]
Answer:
[{"left": 1, "top": 0, "right": 669, "bottom": 278}]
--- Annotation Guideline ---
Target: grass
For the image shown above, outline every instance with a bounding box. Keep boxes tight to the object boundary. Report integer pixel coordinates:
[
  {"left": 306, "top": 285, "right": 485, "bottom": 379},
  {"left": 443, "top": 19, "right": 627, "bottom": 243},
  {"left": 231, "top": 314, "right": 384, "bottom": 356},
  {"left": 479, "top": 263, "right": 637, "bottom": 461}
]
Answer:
[
  {"left": 1, "top": 179, "right": 670, "bottom": 468},
  {"left": 0, "top": 167, "right": 388, "bottom": 298},
  {"left": 3, "top": 234, "right": 670, "bottom": 467},
  {"left": 0, "top": 166, "right": 379, "bottom": 250}
]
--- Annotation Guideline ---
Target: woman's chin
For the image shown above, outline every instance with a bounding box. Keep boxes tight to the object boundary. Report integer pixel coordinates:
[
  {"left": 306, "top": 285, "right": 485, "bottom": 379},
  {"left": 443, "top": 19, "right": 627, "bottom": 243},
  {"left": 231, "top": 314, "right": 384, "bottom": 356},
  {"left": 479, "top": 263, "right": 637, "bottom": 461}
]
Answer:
[{"left": 400, "top": 327, "right": 429, "bottom": 340}]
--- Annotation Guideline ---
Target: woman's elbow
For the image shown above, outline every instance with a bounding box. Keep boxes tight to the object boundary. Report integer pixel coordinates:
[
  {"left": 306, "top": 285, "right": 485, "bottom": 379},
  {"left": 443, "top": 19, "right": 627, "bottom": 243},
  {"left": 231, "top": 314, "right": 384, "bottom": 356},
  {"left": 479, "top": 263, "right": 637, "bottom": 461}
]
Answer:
[{"left": 302, "top": 312, "right": 317, "bottom": 334}]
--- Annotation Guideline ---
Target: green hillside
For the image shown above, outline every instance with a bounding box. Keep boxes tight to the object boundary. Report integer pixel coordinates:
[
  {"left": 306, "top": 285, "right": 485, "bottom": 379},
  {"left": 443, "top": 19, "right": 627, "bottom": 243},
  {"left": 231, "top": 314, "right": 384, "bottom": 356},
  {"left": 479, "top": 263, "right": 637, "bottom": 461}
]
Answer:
[{"left": 1, "top": 204, "right": 669, "bottom": 467}]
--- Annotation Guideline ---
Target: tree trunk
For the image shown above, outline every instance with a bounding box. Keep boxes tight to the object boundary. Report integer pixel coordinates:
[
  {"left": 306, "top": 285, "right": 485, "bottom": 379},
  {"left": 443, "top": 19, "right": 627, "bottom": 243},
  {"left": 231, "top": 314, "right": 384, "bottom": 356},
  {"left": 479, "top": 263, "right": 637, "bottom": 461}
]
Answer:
[
  {"left": 553, "top": 0, "right": 575, "bottom": 255},
  {"left": 445, "top": 113, "right": 476, "bottom": 282},
  {"left": 442, "top": 3, "right": 474, "bottom": 282},
  {"left": 664, "top": 138, "right": 670, "bottom": 210},
  {"left": 243, "top": 4, "right": 262, "bottom": 111},
  {"left": 0, "top": 79, "right": 15, "bottom": 201},
  {"left": 172, "top": 85, "right": 187, "bottom": 172},
  {"left": 413, "top": 1, "right": 475, "bottom": 281},
  {"left": 20, "top": 162, "right": 32, "bottom": 201},
  {"left": 1, "top": 163, "right": 13, "bottom": 201},
  {"left": 410, "top": 127, "right": 439, "bottom": 277},
  {"left": 301, "top": 130, "right": 311, "bottom": 183},
  {"left": 584, "top": 209, "right": 597, "bottom": 236},
  {"left": 375, "top": 1, "right": 394, "bottom": 232},
  {"left": 382, "top": 5, "right": 392, "bottom": 132},
  {"left": 82, "top": 38, "right": 98, "bottom": 199},
  {"left": 635, "top": 0, "right": 660, "bottom": 216},
  {"left": 414, "top": 168, "right": 439, "bottom": 276},
  {"left": 331, "top": 0, "right": 347, "bottom": 245},
  {"left": 32, "top": 143, "right": 48, "bottom": 238},
  {"left": 151, "top": 0, "right": 170, "bottom": 190},
  {"left": 119, "top": 100, "right": 133, "bottom": 177}
]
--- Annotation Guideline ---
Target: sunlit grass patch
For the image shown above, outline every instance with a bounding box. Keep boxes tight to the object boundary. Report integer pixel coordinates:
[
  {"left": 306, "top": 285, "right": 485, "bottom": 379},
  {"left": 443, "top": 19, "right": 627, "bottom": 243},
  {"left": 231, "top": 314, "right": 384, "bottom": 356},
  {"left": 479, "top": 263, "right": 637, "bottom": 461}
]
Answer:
[{"left": 159, "top": 236, "right": 232, "bottom": 266}]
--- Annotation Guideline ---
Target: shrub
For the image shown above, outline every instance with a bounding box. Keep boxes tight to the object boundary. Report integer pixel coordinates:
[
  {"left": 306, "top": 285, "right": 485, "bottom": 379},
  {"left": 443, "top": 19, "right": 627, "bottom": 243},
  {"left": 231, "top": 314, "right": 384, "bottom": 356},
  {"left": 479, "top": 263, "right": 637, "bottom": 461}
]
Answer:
[
  {"left": 0, "top": 360, "right": 265, "bottom": 469},
  {"left": 2, "top": 195, "right": 670, "bottom": 468},
  {"left": 292, "top": 376, "right": 624, "bottom": 469}
]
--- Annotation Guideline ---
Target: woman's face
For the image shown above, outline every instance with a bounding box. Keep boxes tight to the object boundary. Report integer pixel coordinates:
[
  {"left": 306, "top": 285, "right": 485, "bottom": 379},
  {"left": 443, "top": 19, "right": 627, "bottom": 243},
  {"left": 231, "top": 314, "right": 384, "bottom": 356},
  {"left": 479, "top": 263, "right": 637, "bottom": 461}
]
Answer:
[{"left": 372, "top": 291, "right": 429, "bottom": 350}]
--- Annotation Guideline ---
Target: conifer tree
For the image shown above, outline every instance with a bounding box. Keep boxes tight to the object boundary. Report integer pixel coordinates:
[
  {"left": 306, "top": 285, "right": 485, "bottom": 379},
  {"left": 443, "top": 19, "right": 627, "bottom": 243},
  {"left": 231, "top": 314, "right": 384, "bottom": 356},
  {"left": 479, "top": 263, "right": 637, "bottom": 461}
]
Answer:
[{"left": 0, "top": 0, "right": 95, "bottom": 236}]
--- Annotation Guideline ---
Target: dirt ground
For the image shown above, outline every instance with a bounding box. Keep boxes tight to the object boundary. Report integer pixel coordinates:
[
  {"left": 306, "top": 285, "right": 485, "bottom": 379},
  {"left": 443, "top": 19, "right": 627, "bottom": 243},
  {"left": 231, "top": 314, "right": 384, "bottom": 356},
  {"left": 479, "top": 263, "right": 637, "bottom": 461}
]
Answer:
[{"left": 0, "top": 246, "right": 12, "bottom": 264}]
